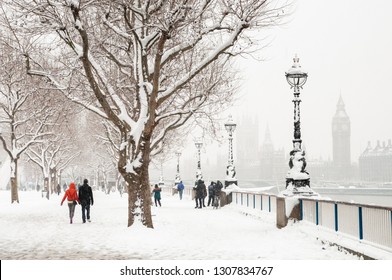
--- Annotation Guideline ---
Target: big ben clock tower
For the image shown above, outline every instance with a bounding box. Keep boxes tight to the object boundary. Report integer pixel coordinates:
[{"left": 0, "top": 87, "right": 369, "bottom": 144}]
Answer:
[{"left": 332, "top": 95, "right": 351, "bottom": 179}]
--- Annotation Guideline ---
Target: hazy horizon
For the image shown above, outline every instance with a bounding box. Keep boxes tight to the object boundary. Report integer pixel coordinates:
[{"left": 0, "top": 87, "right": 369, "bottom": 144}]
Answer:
[
  {"left": 179, "top": 0, "right": 392, "bottom": 163},
  {"left": 151, "top": 0, "right": 392, "bottom": 180}
]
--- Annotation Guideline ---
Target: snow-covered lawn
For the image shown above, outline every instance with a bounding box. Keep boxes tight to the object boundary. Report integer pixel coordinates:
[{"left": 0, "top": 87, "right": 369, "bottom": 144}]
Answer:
[{"left": 0, "top": 190, "right": 361, "bottom": 260}]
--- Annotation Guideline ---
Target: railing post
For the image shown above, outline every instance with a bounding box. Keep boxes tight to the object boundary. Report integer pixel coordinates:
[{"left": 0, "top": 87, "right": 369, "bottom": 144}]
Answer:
[
  {"left": 358, "top": 206, "right": 363, "bottom": 240},
  {"left": 247, "top": 193, "right": 249, "bottom": 207},
  {"left": 268, "top": 196, "right": 271, "bottom": 212},
  {"left": 260, "top": 194, "right": 263, "bottom": 211},
  {"left": 299, "top": 199, "right": 303, "bottom": 220},
  {"left": 253, "top": 194, "right": 256, "bottom": 209},
  {"left": 316, "top": 201, "right": 319, "bottom": 225},
  {"left": 277, "top": 196, "right": 301, "bottom": 229},
  {"left": 334, "top": 203, "right": 339, "bottom": 232}
]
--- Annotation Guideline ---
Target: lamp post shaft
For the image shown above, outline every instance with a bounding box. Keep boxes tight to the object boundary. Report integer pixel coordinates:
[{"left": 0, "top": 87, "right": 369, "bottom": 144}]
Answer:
[
  {"left": 197, "top": 148, "right": 201, "bottom": 169},
  {"left": 224, "top": 115, "right": 237, "bottom": 187},
  {"left": 292, "top": 94, "right": 302, "bottom": 150},
  {"left": 194, "top": 140, "right": 203, "bottom": 181},
  {"left": 174, "top": 152, "right": 181, "bottom": 185},
  {"left": 228, "top": 133, "right": 234, "bottom": 165}
]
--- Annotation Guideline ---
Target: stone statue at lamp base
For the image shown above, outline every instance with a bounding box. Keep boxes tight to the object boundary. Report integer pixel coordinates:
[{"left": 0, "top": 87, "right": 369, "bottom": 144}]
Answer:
[{"left": 282, "top": 149, "right": 318, "bottom": 197}]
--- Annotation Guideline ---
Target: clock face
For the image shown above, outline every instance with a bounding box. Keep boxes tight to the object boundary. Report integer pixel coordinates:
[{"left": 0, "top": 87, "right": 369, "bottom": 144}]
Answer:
[{"left": 332, "top": 123, "right": 349, "bottom": 131}]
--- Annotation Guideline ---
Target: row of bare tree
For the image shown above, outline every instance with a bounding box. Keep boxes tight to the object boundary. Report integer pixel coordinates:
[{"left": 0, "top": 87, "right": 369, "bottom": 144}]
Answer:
[{"left": 0, "top": 0, "right": 289, "bottom": 228}]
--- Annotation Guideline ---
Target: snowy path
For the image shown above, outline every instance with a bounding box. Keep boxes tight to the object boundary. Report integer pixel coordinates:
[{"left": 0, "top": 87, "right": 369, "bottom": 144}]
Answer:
[{"left": 0, "top": 190, "right": 359, "bottom": 260}]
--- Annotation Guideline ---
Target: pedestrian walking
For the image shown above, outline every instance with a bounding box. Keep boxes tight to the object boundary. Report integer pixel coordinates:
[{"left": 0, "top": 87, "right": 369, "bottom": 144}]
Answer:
[
  {"left": 152, "top": 184, "right": 162, "bottom": 207},
  {"left": 202, "top": 181, "right": 207, "bottom": 207},
  {"left": 194, "top": 179, "right": 206, "bottom": 208},
  {"left": 193, "top": 180, "right": 198, "bottom": 208},
  {"left": 207, "top": 181, "right": 215, "bottom": 206},
  {"left": 213, "top": 180, "right": 223, "bottom": 208},
  {"left": 60, "top": 182, "right": 80, "bottom": 224},
  {"left": 78, "top": 179, "right": 94, "bottom": 223},
  {"left": 177, "top": 181, "right": 185, "bottom": 200}
]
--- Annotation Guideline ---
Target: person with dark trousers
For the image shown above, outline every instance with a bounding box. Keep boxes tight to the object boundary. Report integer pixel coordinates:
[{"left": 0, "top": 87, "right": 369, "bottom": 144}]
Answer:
[
  {"left": 177, "top": 181, "right": 185, "bottom": 200},
  {"left": 78, "top": 179, "right": 94, "bottom": 223},
  {"left": 152, "top": 184, "right": 162, "bottom": 207},
  {"left": 207, "top": 181, "right": 215, "bottom": 206},
  {"left": 195, "top": 179, "right": 206, "bottom": 208},
  {"left": 193, "top": 181, "right": 198, "bottom": 208}
]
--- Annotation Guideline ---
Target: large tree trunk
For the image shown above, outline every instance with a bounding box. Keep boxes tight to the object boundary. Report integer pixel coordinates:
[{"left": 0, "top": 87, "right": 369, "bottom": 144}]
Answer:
[
  {"left": 10, "top": 159, "right": 19, "bottom": 203},
  {"left": 50, "top": 167, "right": 56, "bottom": 194},
  {"left": 119, "top": 132, "right": 153, "bottom": 228},
  {"left": 125, "top": 161, "right": 153, "bottom": 228}
]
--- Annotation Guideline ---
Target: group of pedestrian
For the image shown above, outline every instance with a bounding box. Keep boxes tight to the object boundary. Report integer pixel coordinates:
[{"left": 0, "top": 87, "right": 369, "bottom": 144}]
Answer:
[
  {"left": 61, "top": 179, "right": 94, "bottom": 224},
  {"left": 60, "top": 177, "right": 222, "bottom": 220},
  {"left": 192, "top": 179, "right": 223, "bottom": 208}
]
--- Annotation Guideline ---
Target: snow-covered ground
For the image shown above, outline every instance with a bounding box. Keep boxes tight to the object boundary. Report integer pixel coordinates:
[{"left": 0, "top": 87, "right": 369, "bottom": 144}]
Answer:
[
  {"left": 3, "top": 189, "right": 392, "bottom": 280},
  {"left": 0, "top": 189, "right": 362, "bottom": 260}
]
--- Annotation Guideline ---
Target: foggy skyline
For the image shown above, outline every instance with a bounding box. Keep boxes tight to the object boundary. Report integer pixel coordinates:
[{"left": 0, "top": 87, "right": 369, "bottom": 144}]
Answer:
[
  {"left": 158, "top": 0, "right": 392, "bottom": 180},
  {"left": 232, "top": 0, "right": 392, "bottom": 163}
]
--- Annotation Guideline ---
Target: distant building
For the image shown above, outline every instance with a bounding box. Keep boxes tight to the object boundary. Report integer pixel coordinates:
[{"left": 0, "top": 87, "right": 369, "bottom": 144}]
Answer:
[
  {"left": 259, "top": 126, "right": 286, "bottom": 181},
  {"left": 359, "top": 140, "right": 392, "bottom": 182},
  {"left": 307, "top": 158, "right": 334, "bottom": 181},
  {"left": 332, "top": 95, "right": 352, "bottom": 179},
  {"left": 236, "top": 115, "right": 259, "bottom": 163},
  {"left": 236, "top": 115, "right": 260, "bottom": 180}
]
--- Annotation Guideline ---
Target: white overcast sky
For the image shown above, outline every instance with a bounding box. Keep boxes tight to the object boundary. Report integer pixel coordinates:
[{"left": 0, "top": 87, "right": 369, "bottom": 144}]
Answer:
[
  {"left": 157, "top": 0, "right": 392, "bottom": 176},
  {"left": 230, "top": 0, "right": 392, "bottom": 163}
]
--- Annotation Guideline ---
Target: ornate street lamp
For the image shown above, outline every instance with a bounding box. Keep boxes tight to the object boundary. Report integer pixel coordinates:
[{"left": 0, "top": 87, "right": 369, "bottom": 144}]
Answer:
[
  {"left": 284, "top": 55, "right": 315, "bottom": 196},
  {"left": 194, "top": 138, "right": 203, "bottom": 181},
  {"left": 224, "top": 115, "right": 237, "bottom": 187},
  {"left": 174, "top": 151, "right": 182, "bottom": 185}
]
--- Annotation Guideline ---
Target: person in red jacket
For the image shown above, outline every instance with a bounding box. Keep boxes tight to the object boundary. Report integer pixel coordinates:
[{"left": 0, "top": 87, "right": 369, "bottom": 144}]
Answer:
[{"left": 61, "top": 182, "right": 80, "bottom": 224}]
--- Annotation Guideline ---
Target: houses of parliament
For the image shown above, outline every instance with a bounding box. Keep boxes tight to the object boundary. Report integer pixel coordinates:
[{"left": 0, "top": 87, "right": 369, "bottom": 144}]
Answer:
[{"left": 236, "top": 96, "right": 392, "bottom": 183}]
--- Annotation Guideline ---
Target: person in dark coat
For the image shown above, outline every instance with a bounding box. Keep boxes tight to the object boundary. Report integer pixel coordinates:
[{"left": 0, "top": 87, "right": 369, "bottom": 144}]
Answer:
[
  {"left": 193, "top": 181, "right": 198, "bottom": 208},
  {"left": 152, "top": 184, "right": 162, "bottom": 206},
  {"left": 207, "top": 181, "right": 215, "bottom": 206},
  {"left": 194, "top": 179, "right": 206, "bottom": 208},
  {"left": 202, "top": 181, "right": 207, "bottom": 207},
  {"left": 78, "top": 179, "right": 94, "bottom": 223},
  {"left": 213, "top": 180, "right": 223, "bottom": 208}
]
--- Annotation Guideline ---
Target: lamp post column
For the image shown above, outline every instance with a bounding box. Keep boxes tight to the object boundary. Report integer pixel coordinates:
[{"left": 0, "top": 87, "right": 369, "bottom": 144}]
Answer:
[
  {"left": 194, "top": 139, "right": 203, "bottom": 181},
  {"left": 224, "top": 115, "right": 237, "bottom": 188},
  {"left": 284, "top": 55, "right": 316, "bottom": 196},
  {"left": 174, "top": 152, "right": 181, "bottom": 185}
]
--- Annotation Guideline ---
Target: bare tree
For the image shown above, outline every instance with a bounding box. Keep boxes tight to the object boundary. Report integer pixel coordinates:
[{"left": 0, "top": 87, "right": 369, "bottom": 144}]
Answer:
[
  {"left": 4, "top": 0, "right": 288, "bottom": 226},
  {"left": 97, "top": 121, "right": 123, "bottom": 194},
  {"left": 0, "top": 40, "right": 54, "bottom": 203},
  {"left": 26, "top": 131, "right": 80, "bottom": 199}
]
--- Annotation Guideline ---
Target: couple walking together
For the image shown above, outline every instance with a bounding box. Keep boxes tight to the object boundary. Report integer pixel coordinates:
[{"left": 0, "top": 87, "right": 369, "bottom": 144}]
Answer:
[{"left": 61, "top": 179, "right": 94, "bottom": 224}]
